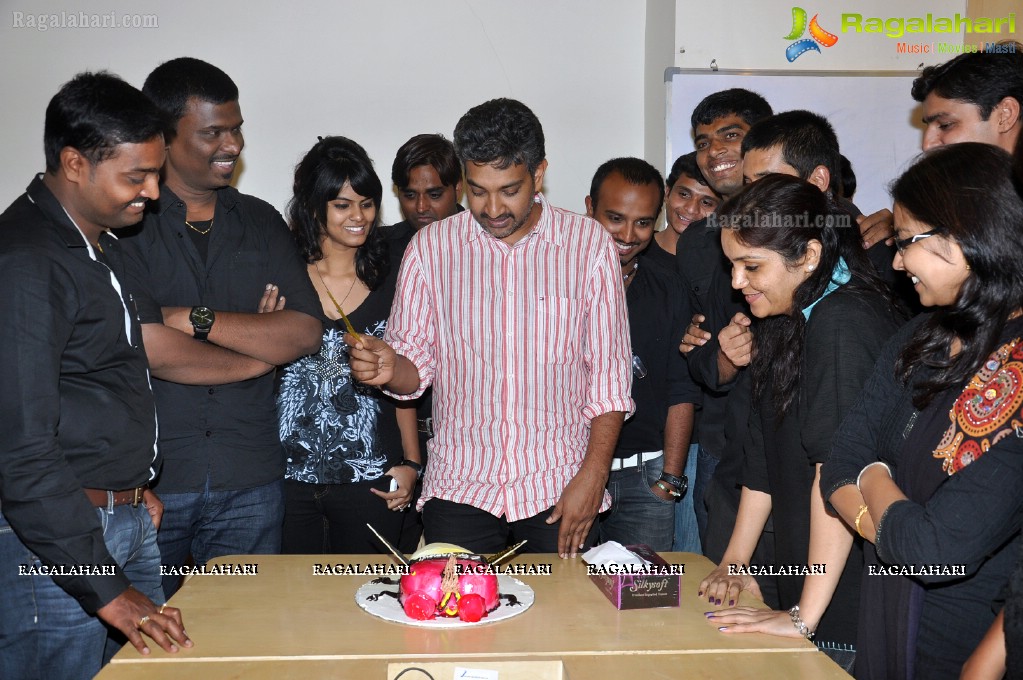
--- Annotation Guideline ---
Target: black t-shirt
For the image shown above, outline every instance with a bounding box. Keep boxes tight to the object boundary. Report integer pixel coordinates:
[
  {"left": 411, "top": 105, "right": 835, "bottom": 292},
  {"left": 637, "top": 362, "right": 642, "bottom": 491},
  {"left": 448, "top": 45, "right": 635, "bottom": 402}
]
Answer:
[
  {"left": 278, "top": 267, "right": 402, "bottom": 484},
  {"left": 616, "top": 259, "right": 701, "bottom": 457},
  {"left": 742, "top": 285, "right": 903, "bottom": 645},
  {"left": 641, "top": 238, "right": 676, "bottom": 271}
]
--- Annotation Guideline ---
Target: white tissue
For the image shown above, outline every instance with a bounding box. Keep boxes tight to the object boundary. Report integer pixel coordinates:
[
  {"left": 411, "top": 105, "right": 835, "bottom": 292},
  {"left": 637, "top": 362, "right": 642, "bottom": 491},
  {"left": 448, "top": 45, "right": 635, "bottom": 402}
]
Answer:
[{"left": 582, "top": 541, "right": 651, "bottom": 567}]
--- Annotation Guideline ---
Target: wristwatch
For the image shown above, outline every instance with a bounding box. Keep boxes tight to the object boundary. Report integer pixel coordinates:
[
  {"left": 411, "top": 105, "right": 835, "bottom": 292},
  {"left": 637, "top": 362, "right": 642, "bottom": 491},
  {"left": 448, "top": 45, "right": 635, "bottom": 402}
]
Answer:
[
  {"left": 398, "top": 459, "right": 424, "bottom": 481},
  {"left": 189, "top": 306, "right": 215, "bottom": 341}
]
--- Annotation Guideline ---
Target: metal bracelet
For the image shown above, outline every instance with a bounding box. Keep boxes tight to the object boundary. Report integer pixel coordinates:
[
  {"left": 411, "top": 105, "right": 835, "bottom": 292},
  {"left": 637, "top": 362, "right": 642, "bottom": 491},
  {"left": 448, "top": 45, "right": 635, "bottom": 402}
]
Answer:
[
  {"left": 788, "top": 605, "right": 815, "bottom": 641},
  {"left": 655, "top": 481, "right": 681, "bottom": 498},
  {"left": 856, "top": 461, "right": 892, "bottom": 491}
]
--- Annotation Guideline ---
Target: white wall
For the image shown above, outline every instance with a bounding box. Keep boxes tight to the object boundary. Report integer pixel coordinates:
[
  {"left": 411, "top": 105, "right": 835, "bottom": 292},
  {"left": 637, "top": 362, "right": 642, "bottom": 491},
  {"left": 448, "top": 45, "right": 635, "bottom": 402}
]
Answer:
[{"left": 0, "top": 0, "right": 649, "bottom": 221}]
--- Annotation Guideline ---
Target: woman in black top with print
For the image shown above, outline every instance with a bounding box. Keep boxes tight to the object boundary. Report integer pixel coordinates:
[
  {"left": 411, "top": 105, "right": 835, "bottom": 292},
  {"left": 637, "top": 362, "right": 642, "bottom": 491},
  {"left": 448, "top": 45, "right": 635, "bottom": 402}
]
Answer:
[{"left": 277, "top": 136, "right": 420, "bottom": 554}]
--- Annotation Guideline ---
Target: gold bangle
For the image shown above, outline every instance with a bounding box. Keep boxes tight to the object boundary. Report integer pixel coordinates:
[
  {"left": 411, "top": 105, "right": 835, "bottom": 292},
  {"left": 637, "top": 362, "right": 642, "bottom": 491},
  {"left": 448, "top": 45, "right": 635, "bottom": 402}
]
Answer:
[{"left": 854, "top": 504, "right": 869, "bottom": 539}]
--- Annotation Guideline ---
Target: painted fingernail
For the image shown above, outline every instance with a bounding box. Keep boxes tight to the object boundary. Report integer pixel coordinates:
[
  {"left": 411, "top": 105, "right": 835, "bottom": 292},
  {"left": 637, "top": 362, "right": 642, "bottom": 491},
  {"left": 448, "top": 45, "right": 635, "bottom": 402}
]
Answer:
[
  {"left": 715, "top": 598, "right": 721, "bottom": 605},
  {"left": 697, "top": 590, "right": 703, "bottom": 597},
  {"left": 718, "top": 626, "right": 728, "bottom": 632},
  {"left": 729, "top": 599, "right": 735, "bottom": 606},
  {"left": 265, "top": 283, "right": 273, "bottom": 290},
  {"left": 704, "top": 611, "right": 714, "bottom": 617}
]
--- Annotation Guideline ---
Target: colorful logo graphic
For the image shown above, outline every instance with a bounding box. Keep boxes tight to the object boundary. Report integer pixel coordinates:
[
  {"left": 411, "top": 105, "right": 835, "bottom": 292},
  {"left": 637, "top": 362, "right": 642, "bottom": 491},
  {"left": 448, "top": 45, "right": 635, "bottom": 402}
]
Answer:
[{"left": 784, "top": 7, "right": 839, "bottom": 61}]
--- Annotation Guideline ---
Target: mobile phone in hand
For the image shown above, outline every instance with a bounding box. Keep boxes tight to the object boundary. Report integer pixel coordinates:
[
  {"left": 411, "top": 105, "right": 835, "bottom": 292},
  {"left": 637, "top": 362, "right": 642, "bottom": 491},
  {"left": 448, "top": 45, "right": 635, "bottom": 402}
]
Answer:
[{"left": 372, "top": 475, "right": 398, "bottom": 493}]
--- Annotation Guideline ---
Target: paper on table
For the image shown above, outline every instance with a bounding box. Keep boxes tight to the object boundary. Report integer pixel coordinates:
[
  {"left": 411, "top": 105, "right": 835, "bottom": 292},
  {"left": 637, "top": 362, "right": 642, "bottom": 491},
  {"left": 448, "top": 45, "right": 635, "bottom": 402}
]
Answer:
[{"left": 581, "top": 541, "right": 650, "bottom": 567}]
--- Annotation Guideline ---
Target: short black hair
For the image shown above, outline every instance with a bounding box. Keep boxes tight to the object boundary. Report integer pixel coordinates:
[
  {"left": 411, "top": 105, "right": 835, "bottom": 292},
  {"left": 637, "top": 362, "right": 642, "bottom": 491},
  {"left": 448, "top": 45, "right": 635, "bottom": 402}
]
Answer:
[
  {"left": 837, "top": 154, "right": 856, "bottom": 200},
  {"left": 741, "top": 110, "right": 841, "bottom": 181},
  {"left": 288, "top": 136, "right": 388, "bottom": 288},
  {"left": 453, "top": 98, "right": 545, "bottom": 174},
  {"left": 589, "top": 157, "right": 665, "bottom": 216},
  {"left": 911, "top": 51, "right": 1023, "bottom": 119},
  {"left": 691, "top": 88, "right": 772, "bottom": 132},
  {"left": 44, "top": 71, "right": 166, "bottom": 173},
  {"left": 665, "top": 151, "right": 710, "bottom": 192},
  {"left": 142, "top": 57, "right": 239, "bottom": 136},
  {"left": 390, "top": 134, "right": 460, "bottom": 189}
]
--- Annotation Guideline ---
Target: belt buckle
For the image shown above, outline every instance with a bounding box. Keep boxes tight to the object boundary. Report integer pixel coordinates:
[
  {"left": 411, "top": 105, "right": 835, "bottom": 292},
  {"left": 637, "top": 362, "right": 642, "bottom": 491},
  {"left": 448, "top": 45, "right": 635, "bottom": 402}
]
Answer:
[
  {"left": 132, "top": 487, "right": 143, "bottom": 507},
  {"left": 419, "top": 417, "right": 434, "bottom": 437}
]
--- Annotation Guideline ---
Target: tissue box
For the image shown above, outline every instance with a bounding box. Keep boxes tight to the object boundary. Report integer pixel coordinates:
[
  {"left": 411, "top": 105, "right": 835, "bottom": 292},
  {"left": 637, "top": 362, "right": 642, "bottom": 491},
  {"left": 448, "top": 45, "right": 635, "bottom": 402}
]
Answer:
[{"left": 587, "top": 544, "right": 682, "bottom": 610}]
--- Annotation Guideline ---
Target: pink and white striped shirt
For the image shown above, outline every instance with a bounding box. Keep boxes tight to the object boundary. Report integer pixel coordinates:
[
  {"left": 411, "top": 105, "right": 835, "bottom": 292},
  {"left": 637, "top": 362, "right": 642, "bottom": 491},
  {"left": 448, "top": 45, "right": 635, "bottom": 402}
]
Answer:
[{"left": 385, "top": 193, "right": 634, "bottom": 521}]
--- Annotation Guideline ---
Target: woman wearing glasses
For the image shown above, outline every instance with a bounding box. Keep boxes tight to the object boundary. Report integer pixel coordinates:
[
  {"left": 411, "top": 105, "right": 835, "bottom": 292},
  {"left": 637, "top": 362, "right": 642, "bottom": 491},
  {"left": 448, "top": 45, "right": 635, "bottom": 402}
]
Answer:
[{"left": 821, "top": 142, "right": 1023, "bottom": 679}]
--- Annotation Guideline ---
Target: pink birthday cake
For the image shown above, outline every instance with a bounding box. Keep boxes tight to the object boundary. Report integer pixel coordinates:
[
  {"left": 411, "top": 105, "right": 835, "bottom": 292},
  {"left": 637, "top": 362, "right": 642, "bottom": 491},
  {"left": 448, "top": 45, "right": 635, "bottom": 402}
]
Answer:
[{"left": 399, "top": 543, "right": 500, "bottom": 622}]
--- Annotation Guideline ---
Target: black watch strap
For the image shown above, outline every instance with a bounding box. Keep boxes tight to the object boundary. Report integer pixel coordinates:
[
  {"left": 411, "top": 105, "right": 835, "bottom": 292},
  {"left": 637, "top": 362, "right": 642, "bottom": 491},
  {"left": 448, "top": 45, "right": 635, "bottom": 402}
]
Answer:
[{"left": 400, "top": 459, "right": 424, "bottom": 480}]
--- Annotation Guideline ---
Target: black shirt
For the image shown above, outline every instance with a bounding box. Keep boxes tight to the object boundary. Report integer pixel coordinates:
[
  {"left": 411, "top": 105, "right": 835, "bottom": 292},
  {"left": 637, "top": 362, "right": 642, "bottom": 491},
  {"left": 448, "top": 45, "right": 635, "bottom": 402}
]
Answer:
[
  {"left": 119, "top": 185, "right": 321, "bottom": 493},
  {"left": 743, "top": 286, "right": 902, "bottom": 646},
  {"left": 616, "top": 259, "right": 701, "bottom": 456},
  {"left": 675, "top": 217, "right": 747, "bottom": 458},
  {"left": 0, "top": 176, "right": 158, "bottom": 613}
]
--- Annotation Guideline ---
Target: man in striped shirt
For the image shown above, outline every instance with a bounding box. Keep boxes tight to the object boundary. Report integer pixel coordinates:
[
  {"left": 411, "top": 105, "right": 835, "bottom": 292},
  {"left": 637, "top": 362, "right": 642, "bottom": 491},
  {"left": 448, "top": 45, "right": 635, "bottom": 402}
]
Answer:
[{"left": 348, "top": 98, "right": 633, "bottom": 558}]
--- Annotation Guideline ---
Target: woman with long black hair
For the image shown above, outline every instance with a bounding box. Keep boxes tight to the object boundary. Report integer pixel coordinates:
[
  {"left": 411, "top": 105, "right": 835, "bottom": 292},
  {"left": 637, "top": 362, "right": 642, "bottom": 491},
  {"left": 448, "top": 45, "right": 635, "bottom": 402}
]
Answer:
[
  {"left": 698, "top": 174, "right": 904, "bottom": 671},
  {"left": 822, "top": 142, "right": 1023, "bottom": 679}
]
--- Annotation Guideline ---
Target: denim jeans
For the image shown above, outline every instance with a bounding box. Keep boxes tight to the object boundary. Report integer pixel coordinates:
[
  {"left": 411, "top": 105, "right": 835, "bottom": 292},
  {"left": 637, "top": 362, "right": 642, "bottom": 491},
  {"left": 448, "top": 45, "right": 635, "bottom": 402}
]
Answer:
[
  {"left": 157, "top": 478, "right": 283, "bottom": 597},
  {"left": 691, "top": 443, "right": 719, "bottom": 548},
  {"left": 672, "top": 443, "right": 703, "bottom": 553},
  {"left": 0, "top": 501, "right": 163, "bottom": 680},
  {"left": 599, "top": 453, "right": 675, "bottom": 552}
]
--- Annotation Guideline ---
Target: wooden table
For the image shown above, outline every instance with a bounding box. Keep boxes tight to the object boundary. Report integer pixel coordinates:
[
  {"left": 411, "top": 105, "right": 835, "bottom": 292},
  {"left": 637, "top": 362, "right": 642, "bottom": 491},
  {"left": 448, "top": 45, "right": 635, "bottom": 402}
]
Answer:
[{"left": 98, "top": 553, "right": 849, "bottom": 678}]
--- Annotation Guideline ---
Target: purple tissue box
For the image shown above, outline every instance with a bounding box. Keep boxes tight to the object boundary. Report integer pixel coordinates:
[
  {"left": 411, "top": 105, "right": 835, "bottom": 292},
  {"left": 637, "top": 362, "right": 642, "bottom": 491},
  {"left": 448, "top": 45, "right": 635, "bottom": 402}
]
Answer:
[{"left": 586, "top": 544, "right": 683, "bottom": 610}]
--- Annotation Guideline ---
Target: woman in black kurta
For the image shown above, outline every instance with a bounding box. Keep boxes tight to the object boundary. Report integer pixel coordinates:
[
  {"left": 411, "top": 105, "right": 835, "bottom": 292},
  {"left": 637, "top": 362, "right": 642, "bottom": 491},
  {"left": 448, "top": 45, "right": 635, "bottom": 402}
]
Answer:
[
  {"left": 821, "top": 143, "right": 1023, "bottom": 679},
  {"left": 697, "top": 175, "right": 903, "bottom": 671}
]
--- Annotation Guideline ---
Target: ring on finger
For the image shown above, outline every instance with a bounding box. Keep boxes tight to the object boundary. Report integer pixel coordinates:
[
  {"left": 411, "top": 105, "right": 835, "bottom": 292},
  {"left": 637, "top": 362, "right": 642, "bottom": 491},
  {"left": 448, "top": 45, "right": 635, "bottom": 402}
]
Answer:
[
  {"left": 137, "top": 615, "right": 150, "bottom": 628},
  {"left": 158, "top": 604, "right": 166, "bottom": 614}
]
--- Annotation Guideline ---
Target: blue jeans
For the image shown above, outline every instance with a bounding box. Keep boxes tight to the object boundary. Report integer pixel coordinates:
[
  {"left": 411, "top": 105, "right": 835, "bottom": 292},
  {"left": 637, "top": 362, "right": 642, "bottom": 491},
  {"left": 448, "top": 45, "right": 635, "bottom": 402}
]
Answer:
[
  {"left": 599, "top": 453, "right": 675, "bottom": 552},
  {"left": 0, "top": 502, "right": 163, "bottom": 680},
  {"left": 157, "top": 478, "right": 283, "bottom": 597},
  {"left": 672, "top": 443, "right": 703, "bottom": 553},
  {"left": 691, "top": 443, "right": 719, "bottom": 548}
]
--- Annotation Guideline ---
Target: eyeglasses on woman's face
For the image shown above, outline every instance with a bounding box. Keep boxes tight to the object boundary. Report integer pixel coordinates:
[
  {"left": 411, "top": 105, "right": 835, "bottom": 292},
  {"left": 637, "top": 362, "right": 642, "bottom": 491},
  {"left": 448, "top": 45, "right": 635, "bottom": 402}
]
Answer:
[{"left": 894, "top": 227, "right": 940, "bottom": 254}]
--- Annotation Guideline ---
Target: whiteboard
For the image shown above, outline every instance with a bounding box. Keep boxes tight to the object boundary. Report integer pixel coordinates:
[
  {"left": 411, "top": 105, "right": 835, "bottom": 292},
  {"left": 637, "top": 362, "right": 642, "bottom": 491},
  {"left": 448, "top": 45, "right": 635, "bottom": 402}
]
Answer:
[{"left": 666, "top": 69, "right": 926, "bottom": 214}]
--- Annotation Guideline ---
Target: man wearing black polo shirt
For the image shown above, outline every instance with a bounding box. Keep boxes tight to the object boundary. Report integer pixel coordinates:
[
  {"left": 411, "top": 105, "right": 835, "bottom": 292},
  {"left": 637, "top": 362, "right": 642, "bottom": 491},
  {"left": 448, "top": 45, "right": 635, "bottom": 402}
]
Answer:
[
  {"left": 120, "top": 58, "right": 322, "bottom": 597},
  {"left": 585, "top": 157, "right": 699, "bottom": 551},
  {"left": 0, "top": 72, "right": 191, "bottom": 680}
]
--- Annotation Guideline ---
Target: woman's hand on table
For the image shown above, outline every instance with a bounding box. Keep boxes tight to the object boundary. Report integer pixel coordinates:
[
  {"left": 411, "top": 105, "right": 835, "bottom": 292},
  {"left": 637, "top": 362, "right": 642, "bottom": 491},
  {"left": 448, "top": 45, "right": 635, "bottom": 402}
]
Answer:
[
  {"left": 374, "top": 464, "right": 417, "bottom": 511},
  {"left": 698, "top": 562, "right": 762, "bottom": 607},
  {"left": 705, "top": 607, "right": 805, "bottom": 638}
]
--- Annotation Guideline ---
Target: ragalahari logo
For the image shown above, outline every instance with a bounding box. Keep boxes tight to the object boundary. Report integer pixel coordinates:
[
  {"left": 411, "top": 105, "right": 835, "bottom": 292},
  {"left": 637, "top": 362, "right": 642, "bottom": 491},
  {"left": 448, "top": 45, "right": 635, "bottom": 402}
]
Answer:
[{"left": 784, "top": 7, "right": 839, "bottom": 61}]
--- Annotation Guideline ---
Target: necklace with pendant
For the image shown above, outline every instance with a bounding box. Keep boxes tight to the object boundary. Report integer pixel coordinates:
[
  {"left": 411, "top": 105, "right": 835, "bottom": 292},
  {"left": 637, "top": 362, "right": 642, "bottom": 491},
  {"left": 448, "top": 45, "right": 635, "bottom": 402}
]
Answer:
[
  {"left": 314, "top": 263, "right": 361, "bottom": 338},
  {"left": 622, "top": 260, "right": 639, "bottom": 285}
]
